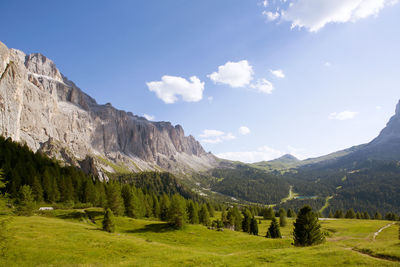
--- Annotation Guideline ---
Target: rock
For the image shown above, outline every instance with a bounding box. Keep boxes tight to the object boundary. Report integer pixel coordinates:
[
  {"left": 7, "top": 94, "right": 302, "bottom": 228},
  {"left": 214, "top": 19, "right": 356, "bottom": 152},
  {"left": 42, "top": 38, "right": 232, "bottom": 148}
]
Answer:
[{"left": 0, "top": 41, "right": 217, "bottom": 178}]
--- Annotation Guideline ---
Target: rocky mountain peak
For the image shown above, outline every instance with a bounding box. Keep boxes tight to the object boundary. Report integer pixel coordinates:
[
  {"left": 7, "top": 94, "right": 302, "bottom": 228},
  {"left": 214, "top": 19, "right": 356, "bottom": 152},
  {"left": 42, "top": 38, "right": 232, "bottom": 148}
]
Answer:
[{"left": 0, "top": 41, "right": 217, "bottom": 177}]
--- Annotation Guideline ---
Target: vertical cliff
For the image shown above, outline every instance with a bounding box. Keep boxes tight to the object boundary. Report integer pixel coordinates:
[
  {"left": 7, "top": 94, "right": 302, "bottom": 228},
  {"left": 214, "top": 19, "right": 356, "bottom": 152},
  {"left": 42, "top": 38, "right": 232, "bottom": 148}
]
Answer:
[{"left": 0, "top": 41, "right": 217, "bottom": 178}]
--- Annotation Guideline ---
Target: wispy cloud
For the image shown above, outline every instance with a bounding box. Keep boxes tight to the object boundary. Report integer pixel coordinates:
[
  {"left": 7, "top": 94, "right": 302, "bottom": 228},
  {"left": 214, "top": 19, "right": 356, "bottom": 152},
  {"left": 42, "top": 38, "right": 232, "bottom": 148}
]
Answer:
[
  {"left": 329, "top": 110, "right": 359, "bottom": 120},
  {"left": 199, "top": 129, "right": 236, "bottom": 144}
]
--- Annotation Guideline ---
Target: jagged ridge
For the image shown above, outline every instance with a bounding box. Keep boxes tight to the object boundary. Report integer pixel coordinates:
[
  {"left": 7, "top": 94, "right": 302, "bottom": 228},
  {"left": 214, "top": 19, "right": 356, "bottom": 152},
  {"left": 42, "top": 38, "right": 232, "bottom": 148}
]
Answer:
[{"left": 0, "top": 41, "right": 217, "bottom": 178}]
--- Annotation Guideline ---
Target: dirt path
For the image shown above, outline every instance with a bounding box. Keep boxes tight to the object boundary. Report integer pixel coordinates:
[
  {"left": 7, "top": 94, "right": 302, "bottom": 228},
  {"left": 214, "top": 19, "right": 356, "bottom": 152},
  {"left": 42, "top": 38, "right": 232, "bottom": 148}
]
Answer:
[
  {"left": 345, "top": 247, "right": 396, "bottom": 263},
  {"left": 319, "top": 195, "right": 333, "bottom": 214},
  {"left": 280, "top": 185, "right": 297, "bottom": 204},
  {"left": 372, "top": 222, "right": 395, "bottom": 241}
]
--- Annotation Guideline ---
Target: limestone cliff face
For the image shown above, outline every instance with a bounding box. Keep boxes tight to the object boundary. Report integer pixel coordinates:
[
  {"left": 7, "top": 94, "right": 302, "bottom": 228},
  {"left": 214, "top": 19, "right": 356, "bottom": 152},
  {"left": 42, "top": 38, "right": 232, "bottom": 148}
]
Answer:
[{"left": 0, "top": 41, "right": 217, "bottom": 178}]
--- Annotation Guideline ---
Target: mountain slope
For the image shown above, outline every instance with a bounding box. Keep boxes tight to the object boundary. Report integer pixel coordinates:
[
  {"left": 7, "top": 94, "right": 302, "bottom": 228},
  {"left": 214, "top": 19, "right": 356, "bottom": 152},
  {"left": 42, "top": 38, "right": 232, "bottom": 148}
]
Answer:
[{"left": 0, "top": 41, "right": 217, "bottom": 178}]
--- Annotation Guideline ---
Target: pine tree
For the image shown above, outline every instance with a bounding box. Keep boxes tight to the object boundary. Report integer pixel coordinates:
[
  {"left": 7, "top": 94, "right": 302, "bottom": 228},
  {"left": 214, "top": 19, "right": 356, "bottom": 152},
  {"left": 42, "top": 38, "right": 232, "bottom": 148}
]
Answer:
[
  {"left": 221, "top": 209, "right": 228, "bottom": 226},
  {"left": 187, "top": 200, "right": 199, "bottom": 224},
  {"left": 345, "top": 209, "right": 356, "bottom": 219},
  {"left": 206, "top": 202, "right": 215, "bottom": 217},
  {"left": 266, "top": 217, "right": 281, "bottom": 238},
  {"left": 102, "top": 208, "right": 115, "bottom": 233},
  {"left": 152, "top": 193, "right": 160, "bottom": 219},
  {"left": 242, "top": 209, "right": 252, "bottom": 233},
  {"left": 280, "top": 212, "right": 287, "bottom": 227},
  {"left": 362, "top": 211, "right": 370, "bottom": 220},
  {"left": 334, "top": 210, "right": 344, "bottom": 218},
  {"left": 287, "top": 208, "right": 295, "bottom": 218},
  {"left": 31, "top": 175, "right": 43, "bottom": 202},
  {"left": 0, "top": 169, "right": 8, "bottom": 210},
  {"left": 250, "top": 217, "right": 258, "bottom": 235},
  {"left": 328, "top": 211, "right": 333, "bottom": 218},
  {"left": 293, "top": 206, "right": 324, "bottom": 246},
  {"left": 374, "top": 212, "right": 382, "bottom": 220},
  {"left": 199, "top": 204, "right": 210, "bottom": 226},
  {"left": 356, "top": 212, "right": 362, "bottom": 219},
  {"left": 106, "top": 182, "right": 124, "bottom": 216},
  {"left": 168, "top": 194, "right": 186, "bottom": 228},
  {"left": 263, "top": 207, "right": 274, "bottom": 220},
  {"left": 16, "top": 185, "right": 35, "bottom": 216},
  {"left": 160, "top": 194, "right": 170, "bottom": 221},
  {"left": 121, "top": 184, "right": 136, "bottom": 218}
]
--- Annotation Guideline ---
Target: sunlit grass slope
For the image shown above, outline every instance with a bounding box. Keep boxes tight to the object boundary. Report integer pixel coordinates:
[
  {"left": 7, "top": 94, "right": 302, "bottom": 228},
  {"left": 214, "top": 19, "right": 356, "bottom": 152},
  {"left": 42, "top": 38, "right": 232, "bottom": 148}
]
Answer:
[{"left": 1, "top": 211, "right": 399, "bottom": 266}]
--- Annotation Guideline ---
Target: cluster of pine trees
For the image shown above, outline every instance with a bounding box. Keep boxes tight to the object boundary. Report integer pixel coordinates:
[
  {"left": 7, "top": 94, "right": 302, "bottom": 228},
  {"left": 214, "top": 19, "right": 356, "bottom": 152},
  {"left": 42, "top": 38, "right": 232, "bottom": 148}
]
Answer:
[{"left": 328, "top": 208, "right": 399, "bottom": 221}]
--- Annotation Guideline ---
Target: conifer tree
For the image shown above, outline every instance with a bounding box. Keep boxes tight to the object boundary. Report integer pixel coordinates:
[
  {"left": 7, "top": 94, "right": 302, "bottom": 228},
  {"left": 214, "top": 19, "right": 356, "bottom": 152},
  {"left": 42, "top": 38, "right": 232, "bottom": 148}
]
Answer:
[
  {"left": 0, "top": 169, "right": 8, "bottom": 209},
  {"left": 250, "top": 217, "right": 258, "bottom": 235},
  {"left": 287, "top": 208, "right": 295, "bottom": 218},
  {"left": 293, "top": 206, "right": 324, "bottom": 246},
  {"left": 102, "top": 208, "right": 115, "bottom": 233},
  {"left": 263, "top": 207, "right": 274, "bottom": 220},
  {"left": 168, "top": 194, "right": 186, "bottom": 228},
  {"left": 206, "top": 202, "right": 215, "bottom": 217},
  {"left": 160, "top": 194, "right": 170, "bottom": 221},
  {"left": 187, "top": 200, "right": 199, "bottom": 224},
  {"left": 334, "top": 210, "right": 344, "bottom": 218},
  {"left": 106, "top": 182, "right": 124, "bottom": 216},
  {"left": 152, "top": 193, "right": 160, "bottom": 218},
  {"left": 362, "top": 211, "right": 370, "bottom": 220},
  {"left": 280, "top": 212, "right": 287, "bottom": 227},
  {"left": 356, "top": 212, "right": 362, "bottom": 219},
  {"left": 199, "top": 204, "right": 210, "bottom": 226},
  {"left": 221, "top": 209, "right": 228, "bottom": 226},
  {"left": 121, "top": 184, "right": 136, "bottom": 218},
  {"left": 266, "top": 217, "right": 281, "bottom": 238},
  {"left": 31, "top": 175, "right": 43, "bottom": 202},
  {"left": 16, "top": 185, "right": 35, "bottom": 216},
  {"left": 328, "top": 211, "right": 333, "bottom": 218},
  {"left": 374, "top": 212, "right": 382, "bottom": 220},
  {"left": 345, "top": 209, "right": 356, "bottom": 219},
  {"left": 242, "top": 209, "right": 252, "bottom": 233}
]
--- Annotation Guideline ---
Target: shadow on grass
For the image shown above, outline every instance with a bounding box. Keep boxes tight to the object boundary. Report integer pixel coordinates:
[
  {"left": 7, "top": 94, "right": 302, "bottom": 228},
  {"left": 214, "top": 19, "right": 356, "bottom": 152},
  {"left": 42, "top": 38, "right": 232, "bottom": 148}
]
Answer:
[
  {"left": 126, "top": 223, "right": 177, "bottom": 234},
  {"left": 55, "top": 211, "right": 87, "bottom": 220}
]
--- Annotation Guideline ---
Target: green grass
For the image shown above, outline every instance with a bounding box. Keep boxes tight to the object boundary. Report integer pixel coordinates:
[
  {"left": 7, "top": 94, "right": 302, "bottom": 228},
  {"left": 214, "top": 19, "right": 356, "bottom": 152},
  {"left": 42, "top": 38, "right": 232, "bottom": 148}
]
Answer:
[{"left": 1, "top": 211, "right": 399, "bottom": 266}]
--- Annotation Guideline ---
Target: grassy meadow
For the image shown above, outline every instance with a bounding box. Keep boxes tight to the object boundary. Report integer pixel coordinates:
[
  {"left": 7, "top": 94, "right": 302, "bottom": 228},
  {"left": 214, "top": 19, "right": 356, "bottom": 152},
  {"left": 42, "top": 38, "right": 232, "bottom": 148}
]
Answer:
[{"left": 1, "top": 210, "right": 399, "bottom": 266}]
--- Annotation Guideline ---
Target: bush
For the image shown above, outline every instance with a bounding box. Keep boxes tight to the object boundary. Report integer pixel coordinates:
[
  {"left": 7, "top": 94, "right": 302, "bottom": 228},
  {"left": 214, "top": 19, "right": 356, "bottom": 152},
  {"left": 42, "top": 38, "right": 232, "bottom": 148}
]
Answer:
[{"left": 102, "top": 208, "right": 115, "bottom": 233}]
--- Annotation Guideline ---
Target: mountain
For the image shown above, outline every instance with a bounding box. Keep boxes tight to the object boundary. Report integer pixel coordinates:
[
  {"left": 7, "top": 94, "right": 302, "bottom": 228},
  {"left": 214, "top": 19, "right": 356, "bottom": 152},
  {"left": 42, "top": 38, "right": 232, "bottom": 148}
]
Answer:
[{"left": 0, "top": 41, "right": 217, "bottom": 179}]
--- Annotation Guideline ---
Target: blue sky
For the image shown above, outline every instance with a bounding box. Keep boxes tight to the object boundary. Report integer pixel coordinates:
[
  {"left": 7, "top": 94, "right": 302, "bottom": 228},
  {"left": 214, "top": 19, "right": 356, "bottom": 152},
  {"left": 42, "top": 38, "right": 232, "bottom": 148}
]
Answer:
[{"left": 2, "top": 0, "right": 400, "bottom": 162}]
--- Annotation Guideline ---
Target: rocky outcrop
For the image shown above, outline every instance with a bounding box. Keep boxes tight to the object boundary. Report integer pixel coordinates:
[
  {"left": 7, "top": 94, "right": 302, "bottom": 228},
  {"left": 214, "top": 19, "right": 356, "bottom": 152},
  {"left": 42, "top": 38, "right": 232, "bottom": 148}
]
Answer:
[{"left": 0, "top": 41, "right": 217, "bottom": 179}]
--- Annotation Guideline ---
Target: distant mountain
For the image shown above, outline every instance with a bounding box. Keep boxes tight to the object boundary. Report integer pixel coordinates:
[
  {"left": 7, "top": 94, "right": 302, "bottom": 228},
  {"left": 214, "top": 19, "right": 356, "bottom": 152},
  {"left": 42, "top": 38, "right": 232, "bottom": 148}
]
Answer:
[{"left": 0, "top": 41, "right": 217, "bottom": 179}]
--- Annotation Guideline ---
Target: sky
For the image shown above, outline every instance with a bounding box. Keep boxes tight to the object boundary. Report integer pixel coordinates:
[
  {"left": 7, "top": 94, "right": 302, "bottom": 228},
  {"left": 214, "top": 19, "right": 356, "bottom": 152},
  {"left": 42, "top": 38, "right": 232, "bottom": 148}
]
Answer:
[{"left": 1, "top": 0, "right": 400, "bottom": 162}]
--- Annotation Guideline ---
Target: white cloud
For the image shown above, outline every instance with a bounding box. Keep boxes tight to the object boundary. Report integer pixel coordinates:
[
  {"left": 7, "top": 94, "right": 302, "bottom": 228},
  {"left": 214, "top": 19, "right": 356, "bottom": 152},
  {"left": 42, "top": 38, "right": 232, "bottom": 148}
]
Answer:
[
  {"left": 208, "top": 60, "right": 254, "bottom": 88},
  {"left": 216, "top": 145, "right": 307, "bottom": 163},
  {"left": 143, "top": 114, "right": 155, "bottom": 121},
  {"left": 238, "top": 126, "right": 251, "bottom": 135},
  {"left": 329, "top": 110, "right": 359, "bottom": 120},
  {"left": 216, "top": 146, "right": 285, "bottom": 163},
  {"left": 199, "top": 129, "right": 236, "bottom": 144},
  {"left": 270, "top": 69, "right": 285, "bottom": 78},
  {"left": 147, "top": 75, "right": 204, "bottom": 104},
  {"left": 324, "top": 61, "right": 332, "bottom": 67},
  {"left": 263, "top": 11, "right": 280, "bottom": 21},
  {"left": 277, "top": 0, "right": 399, "bottom": 32},
  {"left": 263, "top": 0, "right": 269, "bottom": 8},
  {"left": 250, "top": 78, "right": 274, "bottom": 94}
]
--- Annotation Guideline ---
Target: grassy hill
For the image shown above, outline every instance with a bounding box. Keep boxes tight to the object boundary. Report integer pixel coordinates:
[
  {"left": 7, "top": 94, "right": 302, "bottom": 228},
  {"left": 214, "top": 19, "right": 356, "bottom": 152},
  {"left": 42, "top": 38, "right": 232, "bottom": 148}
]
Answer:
[{"left": 1, "top": 210, "right": 399, "bottom": 266}]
